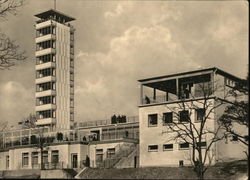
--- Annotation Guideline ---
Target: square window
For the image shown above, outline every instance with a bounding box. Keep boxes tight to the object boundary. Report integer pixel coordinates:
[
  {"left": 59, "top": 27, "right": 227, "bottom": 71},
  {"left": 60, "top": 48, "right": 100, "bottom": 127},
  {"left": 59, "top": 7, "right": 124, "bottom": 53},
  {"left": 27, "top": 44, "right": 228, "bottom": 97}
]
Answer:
[
  {"left": 196, "top": 108, "right": 205, "bottom": 122},
  {"left": 163, "top": 144, "right": 173, "bottom": 151},
  {"left": 179, "top": 142, "right": 189, "bottom": 149},
  {"left": 148, "top": 145, "right": 158, "bottom": 152},
  {"left": 179, "top": 111, "right": 189, "bottom": 123},
  {"left": 197, "top": 142, "right": 207, "bottom": 148},
  {"left": 148, "top": 114, "right": 158, "bottom": 126},
  {"left": 107, "top": 148, "right": 115, "bottom": 159},
  {"left": 163, "top": 112, "right": 173, "bottom": 124}
]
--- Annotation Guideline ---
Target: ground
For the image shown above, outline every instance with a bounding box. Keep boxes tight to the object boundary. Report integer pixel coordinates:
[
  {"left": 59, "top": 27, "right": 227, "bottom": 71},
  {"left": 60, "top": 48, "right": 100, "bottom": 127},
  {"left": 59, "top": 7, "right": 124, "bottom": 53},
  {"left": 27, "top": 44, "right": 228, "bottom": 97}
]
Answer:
[{"left": 79, "top": 160, "right": 248, "bottom": 179}]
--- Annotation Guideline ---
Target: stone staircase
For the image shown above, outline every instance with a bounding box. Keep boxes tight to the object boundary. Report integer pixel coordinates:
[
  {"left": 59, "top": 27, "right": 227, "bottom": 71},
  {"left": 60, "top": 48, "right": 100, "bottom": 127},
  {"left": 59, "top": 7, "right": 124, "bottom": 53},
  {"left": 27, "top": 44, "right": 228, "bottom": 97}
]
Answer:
[{"left": 97, "top": 143, "right": 137, "bottom": 168}]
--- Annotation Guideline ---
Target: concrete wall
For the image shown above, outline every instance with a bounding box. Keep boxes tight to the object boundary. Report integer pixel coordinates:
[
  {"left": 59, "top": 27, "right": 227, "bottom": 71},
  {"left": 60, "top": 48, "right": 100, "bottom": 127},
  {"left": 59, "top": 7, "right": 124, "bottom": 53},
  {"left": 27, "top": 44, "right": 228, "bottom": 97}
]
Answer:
[
  {"left": 214, "top": 101, "right": 248, "bottom": 162},
  {"left": 55, "top": 22, "right": 73, "bottom": 131},
  {"left": 41, "top": 169, "right": 72, "bottom": 179},
  {"left": 139, "top": 99, "right": 217, "bottom": 167},
  {"left": 0, "top": 143, "right": 88, "bottom": 170}
]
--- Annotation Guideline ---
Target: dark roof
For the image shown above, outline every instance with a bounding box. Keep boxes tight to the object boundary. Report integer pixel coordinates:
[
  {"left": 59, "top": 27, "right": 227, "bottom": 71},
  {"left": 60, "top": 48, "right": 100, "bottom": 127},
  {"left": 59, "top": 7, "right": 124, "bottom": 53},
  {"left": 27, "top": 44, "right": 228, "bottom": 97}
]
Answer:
[
  {"left": 138, "top": 67, "right": 243, "bottom": 83},
  {"left": 34, "top": 9, "right": 75, "bottom": 22}
]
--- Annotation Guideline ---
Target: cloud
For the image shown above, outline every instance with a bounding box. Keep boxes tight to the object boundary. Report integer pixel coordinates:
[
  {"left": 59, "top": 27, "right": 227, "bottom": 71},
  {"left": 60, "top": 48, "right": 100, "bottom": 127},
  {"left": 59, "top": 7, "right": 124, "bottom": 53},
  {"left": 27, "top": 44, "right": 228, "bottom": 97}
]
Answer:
[
  {"left": 104, "top": 2, "right": 133, "bottom": 19},
  {"left": 0, "top": 81, "right": 34, "bottom": 127},
  {"left": 74, "top": 25, "right": 200, "bottom": 122}
]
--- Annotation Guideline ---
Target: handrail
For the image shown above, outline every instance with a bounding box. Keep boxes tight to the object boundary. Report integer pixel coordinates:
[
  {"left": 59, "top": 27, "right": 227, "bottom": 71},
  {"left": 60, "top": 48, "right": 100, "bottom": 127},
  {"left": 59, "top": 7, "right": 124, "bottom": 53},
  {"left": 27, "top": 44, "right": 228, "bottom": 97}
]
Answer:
[{"left": 78, "top": 116, "right": 139, "bottom": 128}]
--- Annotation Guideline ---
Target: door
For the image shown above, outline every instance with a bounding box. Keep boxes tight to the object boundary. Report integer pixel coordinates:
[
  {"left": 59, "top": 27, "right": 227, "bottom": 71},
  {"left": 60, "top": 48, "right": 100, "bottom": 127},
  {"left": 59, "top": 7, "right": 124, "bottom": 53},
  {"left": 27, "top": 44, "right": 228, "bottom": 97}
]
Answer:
[{"left": 71, "top": 154, "right": 78, "bottom": 168}]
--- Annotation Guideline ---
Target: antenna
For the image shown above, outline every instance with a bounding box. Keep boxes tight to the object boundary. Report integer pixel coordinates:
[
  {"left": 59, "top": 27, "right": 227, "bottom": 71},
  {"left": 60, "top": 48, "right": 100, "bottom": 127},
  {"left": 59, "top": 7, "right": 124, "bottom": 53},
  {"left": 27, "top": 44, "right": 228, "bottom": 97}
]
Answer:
[{"left": 54, "top": 0, "right": 56, "bottom": 10}]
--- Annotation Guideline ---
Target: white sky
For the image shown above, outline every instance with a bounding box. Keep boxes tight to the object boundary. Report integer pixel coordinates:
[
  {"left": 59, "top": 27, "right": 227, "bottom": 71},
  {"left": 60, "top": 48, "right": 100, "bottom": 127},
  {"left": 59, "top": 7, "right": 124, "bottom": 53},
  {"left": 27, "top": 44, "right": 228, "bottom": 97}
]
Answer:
[{"left": 0, "top": 0, "right": 248, "bottom": 127}]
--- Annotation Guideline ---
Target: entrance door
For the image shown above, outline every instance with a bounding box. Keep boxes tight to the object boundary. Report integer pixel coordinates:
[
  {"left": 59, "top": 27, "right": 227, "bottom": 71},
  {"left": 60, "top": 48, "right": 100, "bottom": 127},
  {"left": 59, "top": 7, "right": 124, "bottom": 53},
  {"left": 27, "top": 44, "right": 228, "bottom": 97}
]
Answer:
[{"left": 71, "top": 154, "right": 78, "bottom": 168}]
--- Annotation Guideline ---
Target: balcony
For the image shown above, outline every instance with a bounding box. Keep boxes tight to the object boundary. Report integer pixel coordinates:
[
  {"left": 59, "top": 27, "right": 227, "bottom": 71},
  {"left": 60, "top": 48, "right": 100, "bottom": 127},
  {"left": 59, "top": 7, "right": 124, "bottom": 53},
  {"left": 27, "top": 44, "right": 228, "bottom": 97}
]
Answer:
[
  {"left": 36, "top": 34, "right": 56, "bottom": 44},
  {"left": 35, "top": 118, "right": 56, "bottom": 126},
  {"left": 36, "top": 76, "right": 56, "bottom": 84},
  {"left": 35, "top": 48, "right": 56, "bottom": 57},
  {"left": 139, "top": 73, "right": 213, "bottom": 106},
  {"left": 36, "top": 62, "right": 56, "bottom": 70},
  {"left": 36, "top": 90, "right": 56, "bottom": 98},
  {"left": 35, "top": 20, "right": 56, "bottom": 30},
  {"left": 35, "top": 104, "right": 56, "bottom": 111}
]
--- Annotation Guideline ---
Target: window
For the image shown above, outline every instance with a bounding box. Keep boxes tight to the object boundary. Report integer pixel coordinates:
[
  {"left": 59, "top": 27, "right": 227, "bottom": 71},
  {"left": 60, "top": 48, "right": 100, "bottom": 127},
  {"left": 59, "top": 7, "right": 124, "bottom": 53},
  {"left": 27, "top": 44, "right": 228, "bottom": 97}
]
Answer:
[
  {"left": 42, "top": 151, "right": 48, "bottom": 164},
  {"left": 163, "top": 144, "right": 173, "bottom": 151},
  {"left": 163, "top": 112, "right": 173, "bottom": 124},
  {"left": 32, "top": 152, "right": 39, "bottom": 166},
  {"left": 37, "top": 110, "right": 53, "bottom": 119},
  {"left": 148, "top": 114, "right": 158, "bottom": 126},
  {"left": 22, "top": 152, "right": 29, "bottom": 167},
  {"left": 196, "top": 142, "right": 207, "bottom": 148},
  {"left": 96, "top": 149, "right": 103, "bottom": 162},
  {"left": 6, "top": 155, "right": 9, "bottom": 169},
  {"left": 70, "top": 113, "right": 74, "bottom": 121},
  {"left": 244, "top": 135, "right": 248, "bottom": 142},
  {"left": 225, "top": 78, "right": 235, "bottom": 87},
  {"left": 148, "top": 145, "right": 158, "bottom": 152},
  {"left": 51, "top": 150, "right": 59, "bottom": 163},
  {"left": 179, "top": 111, "right": 189, "bottom": 123},
  {"left": 196, "top": 108, "right": 205, "bottom": 122},
  {"left": 107, "top": 148, "right": 115, "bottom": 159},
  {"left": 179, "top": 142, "right": 189, "bottom": 149},
  {"left": 231, "top": 135, "right": 238, "bottom": 141}
]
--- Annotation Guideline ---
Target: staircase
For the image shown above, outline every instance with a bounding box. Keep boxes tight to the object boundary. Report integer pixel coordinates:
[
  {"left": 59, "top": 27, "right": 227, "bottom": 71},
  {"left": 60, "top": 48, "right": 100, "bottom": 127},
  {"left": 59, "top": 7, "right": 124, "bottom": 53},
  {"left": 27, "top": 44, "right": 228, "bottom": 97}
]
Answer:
[{"left": 97, "top": 143, "right": 137, "bottom": 168}]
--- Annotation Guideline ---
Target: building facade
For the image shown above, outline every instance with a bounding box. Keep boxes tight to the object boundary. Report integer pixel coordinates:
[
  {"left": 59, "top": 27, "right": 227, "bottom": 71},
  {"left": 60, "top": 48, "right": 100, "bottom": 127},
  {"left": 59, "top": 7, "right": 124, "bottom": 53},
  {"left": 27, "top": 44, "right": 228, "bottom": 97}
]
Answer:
[
  {"left": 0, "top": 8, "right": 247, "bottom": 173},
  {"left": 0, "top": 116, "right": 139, "bottom": 170},
  {"left": 138, "top": 67, "right": 248, "bottom": 167},
  {"left": 35, "top": 9, "right": 75, "bottom": 131}
]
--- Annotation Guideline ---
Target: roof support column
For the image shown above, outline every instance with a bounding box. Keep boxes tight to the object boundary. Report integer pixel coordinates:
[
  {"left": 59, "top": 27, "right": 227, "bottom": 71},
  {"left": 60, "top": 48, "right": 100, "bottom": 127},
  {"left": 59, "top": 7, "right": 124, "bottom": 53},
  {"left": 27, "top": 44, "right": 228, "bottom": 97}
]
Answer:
[
  {"left": 140, "top": 84, "right": 143, "bottom": 105},
  {"left": 153, "top": 88, "right": 156, "bottom": 101},
  {"left": 176, "top": 78, "right": 179, "bottom": 99}
]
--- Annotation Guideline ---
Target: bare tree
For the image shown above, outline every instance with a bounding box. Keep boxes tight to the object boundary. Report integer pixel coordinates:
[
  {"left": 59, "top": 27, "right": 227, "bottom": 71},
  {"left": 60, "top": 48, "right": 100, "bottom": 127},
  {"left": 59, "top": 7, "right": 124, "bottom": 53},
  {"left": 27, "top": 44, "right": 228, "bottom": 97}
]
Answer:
[
  {"left": 162, "top": 82, "right": 228, "bottom": 180},
  {"left": 0, "top": 0, "right": 25, "bottom": 19},
  {"left": 219, "top": 78, "right": 248, "bottom": 156},
  {"left": 19, "top": 113, "right": 50, "bottom": 170},
  {"left": 0, "top": 0, "right": 26, "bottom": 69}
]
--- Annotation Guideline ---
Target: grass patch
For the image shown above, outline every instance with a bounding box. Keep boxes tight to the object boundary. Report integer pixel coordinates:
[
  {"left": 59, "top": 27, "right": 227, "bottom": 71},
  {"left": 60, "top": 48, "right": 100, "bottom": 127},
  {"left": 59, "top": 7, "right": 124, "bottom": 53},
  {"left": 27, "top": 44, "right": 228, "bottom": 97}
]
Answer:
[{"left": 80, "top": 160, "right": 248, "bottom": 179}]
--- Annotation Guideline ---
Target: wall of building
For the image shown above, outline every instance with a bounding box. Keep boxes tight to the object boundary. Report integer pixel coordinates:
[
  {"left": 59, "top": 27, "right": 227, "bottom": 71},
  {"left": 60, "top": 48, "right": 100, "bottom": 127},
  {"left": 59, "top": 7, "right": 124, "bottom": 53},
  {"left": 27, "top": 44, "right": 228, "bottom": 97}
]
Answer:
[
  {"left": 55, "top": 22, "right": 72, "bottom": 131},
  {"left": 0, "top": 143, "right": 88, "bottom": 170},
  {"left": 214, "top": 101, "right": 248, "bottom": 162},
  {"left": 139, "top": 99, "right": 217, "bottom": 167},
  {"left": 0, "top": 151, "right": 8, "bottom": 170}
]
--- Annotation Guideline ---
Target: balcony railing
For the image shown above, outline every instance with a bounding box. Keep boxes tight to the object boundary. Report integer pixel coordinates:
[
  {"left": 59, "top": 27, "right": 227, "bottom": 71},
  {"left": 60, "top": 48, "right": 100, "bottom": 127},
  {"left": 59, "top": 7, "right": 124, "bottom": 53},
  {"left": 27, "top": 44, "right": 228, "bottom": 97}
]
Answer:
[
  {"left": 142, "top": 95, "right": 178, "bottom": 105},
  {"left": 31, "top": 162, "right": 64, "bottom": 170},
  {"left": 78, "top": 116, "right": 139, "bottom": 128},
  {"left": 0, "top": 130, "right": 139, "bottom": 150}
]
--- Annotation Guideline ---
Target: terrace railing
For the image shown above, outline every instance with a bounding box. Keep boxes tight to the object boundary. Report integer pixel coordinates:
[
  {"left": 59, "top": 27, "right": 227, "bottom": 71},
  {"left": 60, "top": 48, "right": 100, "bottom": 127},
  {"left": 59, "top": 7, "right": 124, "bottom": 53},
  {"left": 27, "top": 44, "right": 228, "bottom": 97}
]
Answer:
[{"left": 78, "top": 116, "right": 139, "bottom": 128}]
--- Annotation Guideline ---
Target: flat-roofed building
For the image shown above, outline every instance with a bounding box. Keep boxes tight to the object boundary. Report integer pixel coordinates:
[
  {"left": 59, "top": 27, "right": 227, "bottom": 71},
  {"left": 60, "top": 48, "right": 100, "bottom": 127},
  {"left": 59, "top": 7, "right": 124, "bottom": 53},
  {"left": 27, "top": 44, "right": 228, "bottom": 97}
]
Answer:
[{"left": 138, "top": 67, "right": 248, "bottom": 167}]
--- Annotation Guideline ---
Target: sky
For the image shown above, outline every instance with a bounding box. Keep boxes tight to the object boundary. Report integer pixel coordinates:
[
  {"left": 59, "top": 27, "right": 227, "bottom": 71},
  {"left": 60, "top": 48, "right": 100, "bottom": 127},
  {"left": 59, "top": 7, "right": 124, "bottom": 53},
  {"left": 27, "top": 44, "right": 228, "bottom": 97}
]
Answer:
[{"left": 0, "top": 0, "right": 248, "bottom": 128}]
